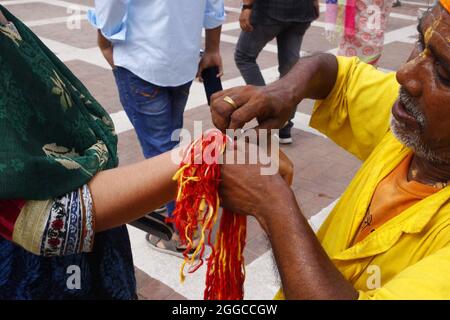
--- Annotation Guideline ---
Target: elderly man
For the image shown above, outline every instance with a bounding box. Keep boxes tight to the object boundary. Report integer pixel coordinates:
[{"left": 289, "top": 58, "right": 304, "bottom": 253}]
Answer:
[{"left": 213, "top": 0, "right": 450, "bottom": 299}]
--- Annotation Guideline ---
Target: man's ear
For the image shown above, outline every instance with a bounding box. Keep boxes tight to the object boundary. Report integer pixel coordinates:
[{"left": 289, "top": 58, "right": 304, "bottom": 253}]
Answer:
[{"left": 0, "top": 11, "right": 8, "bottom": 25}]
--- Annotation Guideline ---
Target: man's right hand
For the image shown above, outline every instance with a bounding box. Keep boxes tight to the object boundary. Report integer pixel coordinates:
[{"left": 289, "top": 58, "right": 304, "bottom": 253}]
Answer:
[
  {"left": 210, "top": 85, "right": 297, "bottom": 131},
  {"left": 210, "top": 53, "right": 339, "bottom": 132},
  {"left": 239, "top": 8, "right": 253, "bottom": 32}
]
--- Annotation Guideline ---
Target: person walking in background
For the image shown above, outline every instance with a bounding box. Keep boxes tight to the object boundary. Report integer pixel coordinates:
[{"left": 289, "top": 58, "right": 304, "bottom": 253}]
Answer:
[
  {"left": 88, "top": 0, "right": 225, "bottom": 256},
  {"left": 325, "top": 0, "right": 394, "bottom": 66},
  {"left": 234, "top": 0, "right": 319, "bottom": 144}
]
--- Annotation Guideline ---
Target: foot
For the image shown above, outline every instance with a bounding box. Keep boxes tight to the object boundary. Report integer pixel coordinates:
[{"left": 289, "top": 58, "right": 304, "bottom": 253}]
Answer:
[
  {"left": 279, "top": 128, "right": 293, "bottom": 144},
  {"left": 146, "top": 232, "right": 200, "bottom": 259}
]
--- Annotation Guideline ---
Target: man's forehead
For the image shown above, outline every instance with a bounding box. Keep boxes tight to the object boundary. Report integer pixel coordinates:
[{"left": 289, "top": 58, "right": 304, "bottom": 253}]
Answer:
[
  {"left": 417, "top": 4, "right": 450, "bottom": 73},
  {"left": 420, "top": 4, "right": 450, "bottom": 32}
]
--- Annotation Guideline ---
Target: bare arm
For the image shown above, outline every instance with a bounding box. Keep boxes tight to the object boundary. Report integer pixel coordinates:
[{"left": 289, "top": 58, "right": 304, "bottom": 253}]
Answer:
[
  {"left": 97, "top": 30, "right": 114, "bottom": 68},
  {"left": 205, "top": 25, "right": 221, "bottom": 54},
  {"left": 263, "top": 183, "right": 357, "bottom": 300},
  {"left": 210, "top": 53, "right": 338, "bottom": 130},
  {"left": 89, "top": 148, "right": 182, "bottom": 232}
]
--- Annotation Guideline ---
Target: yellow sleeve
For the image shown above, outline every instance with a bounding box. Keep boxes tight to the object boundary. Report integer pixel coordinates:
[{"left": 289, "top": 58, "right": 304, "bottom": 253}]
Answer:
[
  {"left": 310, "top": 56, "right": 399, "bottom": 161},
  {"left": 358, "top": 247, "right": 450, "bottom": 300}
]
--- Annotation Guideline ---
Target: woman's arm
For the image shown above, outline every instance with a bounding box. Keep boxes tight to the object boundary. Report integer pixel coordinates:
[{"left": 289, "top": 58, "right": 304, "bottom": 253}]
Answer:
[
  {"left": 89, "top": 147, "right": 183, "bottom": 232},
  {"left": 1, "top": 148, "right": 183, "bottom": 256}
]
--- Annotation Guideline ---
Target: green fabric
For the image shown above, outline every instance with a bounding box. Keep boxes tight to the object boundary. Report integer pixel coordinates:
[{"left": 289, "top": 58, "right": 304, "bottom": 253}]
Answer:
[{"left": 0, "top": 5, "right": 118, "bottom": 200}]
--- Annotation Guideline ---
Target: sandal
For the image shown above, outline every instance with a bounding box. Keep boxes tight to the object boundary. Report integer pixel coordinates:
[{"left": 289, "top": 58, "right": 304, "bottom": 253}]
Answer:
[{"left": 146, "top": 233, "right": 198, "bottom": 259}]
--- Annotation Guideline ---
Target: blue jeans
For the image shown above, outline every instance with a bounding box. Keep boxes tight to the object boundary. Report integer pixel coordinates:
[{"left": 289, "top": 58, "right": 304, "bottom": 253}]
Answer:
[
  {"left": 235, "top": 21, "right": 311, "bottom": 134},
  {"left": 113, "top": 66, "right": 192, "bottom": 215}
]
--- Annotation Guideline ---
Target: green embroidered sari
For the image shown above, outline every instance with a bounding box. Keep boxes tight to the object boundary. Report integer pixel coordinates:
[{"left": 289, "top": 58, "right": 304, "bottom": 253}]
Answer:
[{"left": 0, "top": 5, "right": 118, "bottom": 200}]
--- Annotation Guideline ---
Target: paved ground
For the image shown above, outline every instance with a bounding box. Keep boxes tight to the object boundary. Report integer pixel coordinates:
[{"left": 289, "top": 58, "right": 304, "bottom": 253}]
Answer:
[{"left": 1, "top": 0, "right": 428, "bottom": 299}]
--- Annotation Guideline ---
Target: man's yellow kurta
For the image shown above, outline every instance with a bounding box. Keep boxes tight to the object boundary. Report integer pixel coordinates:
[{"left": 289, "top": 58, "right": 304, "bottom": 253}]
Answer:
[{"left": 278, "top": 56, "right": 450, "bottom": 300}]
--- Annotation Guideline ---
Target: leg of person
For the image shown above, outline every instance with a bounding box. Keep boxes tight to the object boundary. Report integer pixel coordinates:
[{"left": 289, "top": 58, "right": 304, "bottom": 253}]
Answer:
[
  {"left": 146, "top": 80, "right": 199, "bottom": 258},
  {"left": 113, "top": 67, "right": 172, "bottom": 158},
  {"left": 114, "top": 67, "right": 175, "bottom": 240},
  {"left": 276, "top": 22, "right": 311, "bottom": 144},
  {"left": 234, "top": 23, "right": 283, "bottom": 86},
  {"left": 126, "top": 77, "right": 173, "bottom": 214}
]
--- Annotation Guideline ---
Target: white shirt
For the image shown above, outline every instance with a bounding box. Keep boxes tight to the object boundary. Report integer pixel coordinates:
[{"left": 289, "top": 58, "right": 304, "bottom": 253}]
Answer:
[{"left": 88, "top": 0, "right": 225, "bottom": 86}]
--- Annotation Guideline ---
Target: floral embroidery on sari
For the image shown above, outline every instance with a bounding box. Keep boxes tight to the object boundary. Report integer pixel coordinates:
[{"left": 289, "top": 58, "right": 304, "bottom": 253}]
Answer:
[
  {"left": 41, "top": 196, "right": 69, "bottom": 256},
  {"left": 50, "top": 70, "right": 73, "bottom": 111},
  {"left": 39, "top": 186, "right": 95, "bottom": 256},
  {"left": 0, "top": 22, "right": 22, "bottom": 46}
]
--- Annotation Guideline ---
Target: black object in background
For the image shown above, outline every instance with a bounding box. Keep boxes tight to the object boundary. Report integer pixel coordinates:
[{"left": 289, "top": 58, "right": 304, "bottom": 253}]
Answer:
[
  {"left": 128, "top": 213, "right": 172, "bottom": 241},
  {"left": 202, "top": 66, "right": 223, "bottom": 106}
]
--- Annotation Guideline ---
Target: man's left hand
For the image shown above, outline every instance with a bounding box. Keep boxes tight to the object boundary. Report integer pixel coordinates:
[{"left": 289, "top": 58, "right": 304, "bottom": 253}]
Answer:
[
  {"left": 220, "top": 143, "right": 294, "bottom": 233},
  {"left": 239, "top": 8, "right": 254, "bottom": 32},
  {"left": 196, "top": 51, "right": 223, "bottom": 82}
]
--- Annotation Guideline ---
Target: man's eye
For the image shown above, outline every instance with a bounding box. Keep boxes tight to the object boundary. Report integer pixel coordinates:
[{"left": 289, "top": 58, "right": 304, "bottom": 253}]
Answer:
[{"left": 436, "top": 62, "right": 450, "bottom": 86}]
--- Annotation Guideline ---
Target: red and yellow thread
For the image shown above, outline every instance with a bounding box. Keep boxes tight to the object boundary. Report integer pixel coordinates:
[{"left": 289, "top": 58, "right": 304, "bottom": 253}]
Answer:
[{"left": 168, "top": 129, "right": 247, "bottom": 300}]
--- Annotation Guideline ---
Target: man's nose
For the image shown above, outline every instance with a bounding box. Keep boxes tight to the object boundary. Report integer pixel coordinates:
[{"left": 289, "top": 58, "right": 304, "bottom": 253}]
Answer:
[{"left": 396, "top": 58, "right": 423, "bottom": 97}]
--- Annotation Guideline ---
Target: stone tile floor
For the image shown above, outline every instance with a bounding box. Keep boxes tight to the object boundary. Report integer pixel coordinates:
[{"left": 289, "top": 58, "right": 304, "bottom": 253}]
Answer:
[{"left": 1, "top": 0, "right": 423, "bottom": 299}]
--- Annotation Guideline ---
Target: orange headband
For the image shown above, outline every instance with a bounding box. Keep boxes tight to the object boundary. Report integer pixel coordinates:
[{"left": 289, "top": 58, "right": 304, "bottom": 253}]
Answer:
[{"left": 441, "top": 0, "right": 450, "bottom": 13}]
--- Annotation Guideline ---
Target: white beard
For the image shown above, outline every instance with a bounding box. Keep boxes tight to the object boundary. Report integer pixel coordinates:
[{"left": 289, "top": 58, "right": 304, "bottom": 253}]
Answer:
[{"left": 391, "top": 115, "right": 450, "bottom": 165}]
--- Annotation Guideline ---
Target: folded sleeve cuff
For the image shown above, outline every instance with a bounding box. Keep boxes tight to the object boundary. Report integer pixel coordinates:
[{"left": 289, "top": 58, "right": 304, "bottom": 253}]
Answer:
[
  {"left": 203, "top": 5, "right": 226, "bottom": 29},
  {"left": 87, "top": 9, "right": 127, "bottom": 42}
]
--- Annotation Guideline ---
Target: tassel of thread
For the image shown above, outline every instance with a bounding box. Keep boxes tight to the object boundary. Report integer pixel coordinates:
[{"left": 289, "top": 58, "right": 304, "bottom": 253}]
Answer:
[
  {"left": 168, "top": 129, "right": 247, "bottom": 300},
  {"left": 204, "top": 209, "right": 246, "bottom": 300}
]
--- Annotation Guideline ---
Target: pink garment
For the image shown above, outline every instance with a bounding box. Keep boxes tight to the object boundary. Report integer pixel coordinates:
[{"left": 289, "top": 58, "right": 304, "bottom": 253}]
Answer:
[
  {"left": 345, "top": 0, "right": 357, "bottom": 37},
  {"left": 337, "top": 0, "right": 394, "bottom": 66}
]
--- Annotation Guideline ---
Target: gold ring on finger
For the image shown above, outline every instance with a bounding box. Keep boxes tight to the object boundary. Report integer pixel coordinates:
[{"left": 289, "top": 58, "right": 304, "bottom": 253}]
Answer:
[{"left": 223, "top": 96, "right": 238, "bottom": 109}]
